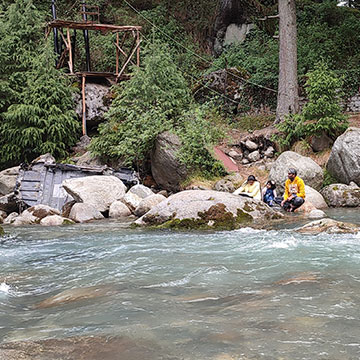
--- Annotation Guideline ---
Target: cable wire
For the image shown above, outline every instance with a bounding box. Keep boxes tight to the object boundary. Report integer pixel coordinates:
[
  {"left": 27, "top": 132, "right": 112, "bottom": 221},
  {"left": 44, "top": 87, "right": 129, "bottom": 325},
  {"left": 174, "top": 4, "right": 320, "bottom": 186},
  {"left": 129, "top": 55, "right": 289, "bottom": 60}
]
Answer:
[{"left": 122, "top": 0, "right": 276, "bottom": 93}]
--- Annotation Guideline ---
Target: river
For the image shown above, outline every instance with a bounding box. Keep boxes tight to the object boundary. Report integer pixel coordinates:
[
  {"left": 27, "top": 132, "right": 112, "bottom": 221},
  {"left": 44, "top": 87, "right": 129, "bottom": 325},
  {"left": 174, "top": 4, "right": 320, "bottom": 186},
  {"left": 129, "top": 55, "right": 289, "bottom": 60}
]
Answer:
[{"left": 0, "top": 209, "right": 359, "bottom": 359}]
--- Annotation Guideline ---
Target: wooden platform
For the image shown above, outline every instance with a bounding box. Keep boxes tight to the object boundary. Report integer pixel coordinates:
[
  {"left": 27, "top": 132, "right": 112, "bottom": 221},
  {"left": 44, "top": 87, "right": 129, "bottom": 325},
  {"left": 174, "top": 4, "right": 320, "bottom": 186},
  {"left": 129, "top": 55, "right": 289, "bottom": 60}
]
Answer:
[{"left": 48, "top": 20, "right": 141, "bottom": 33}]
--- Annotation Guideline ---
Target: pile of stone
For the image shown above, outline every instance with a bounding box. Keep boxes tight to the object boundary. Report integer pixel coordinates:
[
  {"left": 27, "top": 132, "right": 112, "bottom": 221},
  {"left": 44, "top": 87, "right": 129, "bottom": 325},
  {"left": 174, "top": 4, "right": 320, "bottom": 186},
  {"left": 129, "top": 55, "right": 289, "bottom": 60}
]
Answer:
[{"left": 227, "top": 136, "right": 275, "bottom": 166}]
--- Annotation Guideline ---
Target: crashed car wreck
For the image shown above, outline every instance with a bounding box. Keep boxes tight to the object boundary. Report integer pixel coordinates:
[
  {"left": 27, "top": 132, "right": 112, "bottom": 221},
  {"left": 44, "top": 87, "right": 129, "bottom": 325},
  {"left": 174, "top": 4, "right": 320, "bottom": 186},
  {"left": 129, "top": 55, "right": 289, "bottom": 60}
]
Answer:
[{"left": 13, "top": 155, "right": 138, "bottom": 212}]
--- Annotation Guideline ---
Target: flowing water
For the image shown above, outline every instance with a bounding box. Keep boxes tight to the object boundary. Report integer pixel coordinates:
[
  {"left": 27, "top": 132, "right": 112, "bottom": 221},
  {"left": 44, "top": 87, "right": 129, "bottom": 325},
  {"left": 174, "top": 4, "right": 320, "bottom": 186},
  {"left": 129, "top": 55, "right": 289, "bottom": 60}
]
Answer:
[{"left": 0, "top": 209, "right": 360, "bottom": 359}]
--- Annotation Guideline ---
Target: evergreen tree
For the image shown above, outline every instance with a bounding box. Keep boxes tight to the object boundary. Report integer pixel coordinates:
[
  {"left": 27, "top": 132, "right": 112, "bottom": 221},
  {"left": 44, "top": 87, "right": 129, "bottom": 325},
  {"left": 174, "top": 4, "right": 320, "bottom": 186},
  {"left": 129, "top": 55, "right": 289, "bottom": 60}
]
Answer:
[
  {"left": 0, "top": 0, "right": 43, "bottom": 113},
  {"left": 90, "top": 40, "right": 191, "bottom": 166},
  {"left": 0, "top": 41, "right": 81, "bottom": 167}
]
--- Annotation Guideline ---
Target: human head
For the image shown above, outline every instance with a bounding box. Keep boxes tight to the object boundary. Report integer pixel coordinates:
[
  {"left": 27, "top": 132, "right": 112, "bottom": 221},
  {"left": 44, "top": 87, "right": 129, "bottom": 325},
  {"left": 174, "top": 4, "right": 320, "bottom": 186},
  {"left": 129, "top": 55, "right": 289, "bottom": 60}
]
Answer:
[
  {"left": 266, "top": 180, "right": 276, "bottom": 190},
  {"left": 288, "top": 168, "right": 297, "bottom": 180},
  {"left": 247, "top": 175, "right": 256, "bottom": 185}
]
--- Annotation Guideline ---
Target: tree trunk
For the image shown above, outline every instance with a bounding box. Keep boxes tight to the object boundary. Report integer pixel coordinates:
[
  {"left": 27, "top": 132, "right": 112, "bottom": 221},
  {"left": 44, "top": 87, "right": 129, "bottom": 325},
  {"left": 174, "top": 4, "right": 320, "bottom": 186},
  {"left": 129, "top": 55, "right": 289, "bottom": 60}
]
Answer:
[{"left": 275, "top": 0, "right": 299, "bottom": 123}]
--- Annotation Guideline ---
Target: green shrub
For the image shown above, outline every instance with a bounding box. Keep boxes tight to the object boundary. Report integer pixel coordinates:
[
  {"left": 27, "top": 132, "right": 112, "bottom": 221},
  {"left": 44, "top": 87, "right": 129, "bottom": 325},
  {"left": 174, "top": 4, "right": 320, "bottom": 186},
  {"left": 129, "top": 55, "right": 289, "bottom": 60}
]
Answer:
[
  {"left": 275, "top": 62, "right": 348, "bottom": 148},
  {"left": 176, "top": 106, "right": 226, "bottom": 178},
  {"left": 90, "top": 39, "right": 191, "bottom": 166}
]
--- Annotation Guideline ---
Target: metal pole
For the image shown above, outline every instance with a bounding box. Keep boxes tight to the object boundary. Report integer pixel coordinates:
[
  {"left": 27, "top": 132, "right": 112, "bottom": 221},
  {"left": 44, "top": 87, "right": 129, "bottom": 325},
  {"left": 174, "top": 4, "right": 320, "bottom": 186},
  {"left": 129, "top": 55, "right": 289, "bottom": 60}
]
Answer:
[
  {"left": 82, "top": 0, "right": 91, "bottom": 72},
  {"left": 51, "top": 0, "right": 60, "bottom": 65}
]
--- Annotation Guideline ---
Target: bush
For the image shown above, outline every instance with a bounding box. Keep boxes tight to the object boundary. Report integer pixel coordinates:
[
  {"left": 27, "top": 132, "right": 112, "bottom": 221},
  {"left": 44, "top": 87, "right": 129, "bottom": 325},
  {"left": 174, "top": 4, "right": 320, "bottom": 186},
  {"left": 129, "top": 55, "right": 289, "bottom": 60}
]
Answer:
[
  {"left": 275, "top": 62, "right": 348, "bottom": 148},
  {"left": 90, "top": 40, "right": 191, "bottom": 166},
  {"left": 176, "top": 105, "right": 226, "bottom": 178}
]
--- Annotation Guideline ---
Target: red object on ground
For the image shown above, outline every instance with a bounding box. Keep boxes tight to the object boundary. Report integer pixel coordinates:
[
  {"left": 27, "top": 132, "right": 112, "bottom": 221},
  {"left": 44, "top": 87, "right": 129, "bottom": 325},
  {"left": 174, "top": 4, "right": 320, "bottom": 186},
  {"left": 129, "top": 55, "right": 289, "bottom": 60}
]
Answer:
[{"left": 213, "top": 146, "right": 239, "bottom": 172}]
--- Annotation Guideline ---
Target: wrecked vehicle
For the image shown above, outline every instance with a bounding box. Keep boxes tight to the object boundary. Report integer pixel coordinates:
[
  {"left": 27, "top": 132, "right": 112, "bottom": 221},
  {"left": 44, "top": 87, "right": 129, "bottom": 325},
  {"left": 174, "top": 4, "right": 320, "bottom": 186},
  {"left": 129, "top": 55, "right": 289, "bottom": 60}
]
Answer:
[{"left": 14, "top": 155, "right": 138, "bottom": 212}]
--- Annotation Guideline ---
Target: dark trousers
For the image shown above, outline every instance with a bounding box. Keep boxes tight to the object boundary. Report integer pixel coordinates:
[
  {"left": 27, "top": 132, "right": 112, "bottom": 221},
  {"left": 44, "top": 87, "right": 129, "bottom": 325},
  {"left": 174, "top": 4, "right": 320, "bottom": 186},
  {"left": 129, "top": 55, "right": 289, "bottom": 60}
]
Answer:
[{"left": 282, "top": 196, "right": 304, "bottom": 211}]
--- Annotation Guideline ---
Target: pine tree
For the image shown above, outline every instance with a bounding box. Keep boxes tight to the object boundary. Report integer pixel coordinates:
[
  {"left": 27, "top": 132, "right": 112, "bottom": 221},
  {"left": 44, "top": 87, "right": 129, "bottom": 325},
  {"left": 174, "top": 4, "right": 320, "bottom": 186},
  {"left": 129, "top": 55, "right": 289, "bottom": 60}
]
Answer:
[
  {"left": 0, "top": 41, "right": 81, "bottom": 167},
  {"left": 0, "top": 0, "right": 43, "bottom": 112}
]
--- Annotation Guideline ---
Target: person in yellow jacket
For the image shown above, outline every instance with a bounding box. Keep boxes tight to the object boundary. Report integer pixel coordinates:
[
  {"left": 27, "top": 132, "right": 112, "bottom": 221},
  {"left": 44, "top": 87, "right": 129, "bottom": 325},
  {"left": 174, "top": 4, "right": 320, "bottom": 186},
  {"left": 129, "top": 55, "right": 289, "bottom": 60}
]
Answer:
[
  {"left": 233, "top": 175, "right": 261, "bottom": 200},
  {"left": 281, "top": 168, "right": 305, "bottom": 212}
]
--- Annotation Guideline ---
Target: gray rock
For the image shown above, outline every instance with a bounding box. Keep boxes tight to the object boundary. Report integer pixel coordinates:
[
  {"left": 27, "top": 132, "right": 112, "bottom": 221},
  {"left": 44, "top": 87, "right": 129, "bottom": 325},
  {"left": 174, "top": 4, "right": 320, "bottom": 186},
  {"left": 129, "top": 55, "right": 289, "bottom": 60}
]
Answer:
[
  {"left": 224, "top": 23, "right": 254, "bottom": 46},
  {"left": 310, "top": 133, "right": 333, "bottom": 152},
  {"left": 127, "top": 184, "right": 154, "bottom": 199},
  {"left": 134, "top": 194, "right": 166, "bottom": 217},
  {"left": 69, "top": 203, "right": 104, "bottom": 223},
  {"left": 228, "top": 149, "right": 242, "bottom": 160},
  {"left": 72, "top": 151, "right": 104, "bottom": 167},
  {"left": 269, "top": 151, "right": 323, "bottom": 191},
  {"left": 242, "top": 158, "right": 249, "bottom": 165},
  {"left": 31, "top": 153, "right": 56, "bottom": 165},
  {"left": 248, "top": 150, "right": 260, "bottom": 162},
  {"left": 75, "top": 83, "right": 111, "bottom": 125},
  {"left": 327, "top": 127, "right": 360, "bottom": 185},
  {"left": 122, "top": 192, "right": 142, "bottom": 212},
  {"left": 12, "top": 211, "right": 37, "bottom": 226},
  {"left": 40, "top": 215, "right": 74, "bottom": 226},
  {"left": 308, "top": 209, "right": 326, "bottom": 219},
  {"left": 26, "top": 204, "right": 60, "bottom": 219},
  {"left": 264, "top": 146, "right": 275, "bottom": 158},
  {"left": 139, "top": 190, "right": 283, "bottom": 229},
  {"left": 320, "top": 183, "right": 360, "bottom": 207},
  {"left": 109, "top": 201, "right": 132, "bottom": 218},
  {"left": 0, "top": 193, "right": 18, "bottom": 213},
  {"left": 296, "top": 218, "right": 359, "bottom": 234},
  {"left": 245, "top": 139, "right": 258, "bottom": 151},
  {"left": 213, "top": 173, "right": 243, "bottom": 193},
  {"left": 10, "top": 205, "right": 60, "bottom": 226},
  {"left": 4, "top": 212, "right": 18, "bottom": 224},
  {"left": 151, "top": 131, "right": 188, "bottom": 192},
  {"left": 63, "top": 175, "right": 127, "bottom": 212},
  {"left": 305, "top": 185, "right": 328, "bottom": 209},
  {"left": 0, "top": 166, "right": 19, "bottom": 196}
]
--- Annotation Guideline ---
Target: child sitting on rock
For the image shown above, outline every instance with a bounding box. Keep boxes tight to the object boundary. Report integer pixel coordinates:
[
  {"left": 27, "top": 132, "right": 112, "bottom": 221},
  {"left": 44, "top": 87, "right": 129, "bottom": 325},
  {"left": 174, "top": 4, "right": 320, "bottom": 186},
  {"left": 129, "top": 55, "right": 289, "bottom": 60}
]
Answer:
[{"left": 262, "top": 180, "right": 277, "bottom": 206}]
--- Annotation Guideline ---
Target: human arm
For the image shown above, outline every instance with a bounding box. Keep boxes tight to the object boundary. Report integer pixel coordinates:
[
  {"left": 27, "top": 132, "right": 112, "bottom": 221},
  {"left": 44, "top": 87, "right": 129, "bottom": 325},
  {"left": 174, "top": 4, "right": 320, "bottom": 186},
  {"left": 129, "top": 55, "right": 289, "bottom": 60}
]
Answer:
[
  {"left": 296, "top": 178, "right": 305, "bottom": 198},
  {"left": 233, "top": 182, "right": 246, "bottom": 195}
]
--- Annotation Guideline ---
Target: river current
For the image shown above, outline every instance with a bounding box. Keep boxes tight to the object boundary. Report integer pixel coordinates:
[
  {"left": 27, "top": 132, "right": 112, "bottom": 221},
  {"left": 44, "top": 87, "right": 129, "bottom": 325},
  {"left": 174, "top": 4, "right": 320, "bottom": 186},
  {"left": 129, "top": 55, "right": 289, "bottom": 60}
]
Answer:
[{"left": 0, "top": 209, "right": 359, "bottom": 359}]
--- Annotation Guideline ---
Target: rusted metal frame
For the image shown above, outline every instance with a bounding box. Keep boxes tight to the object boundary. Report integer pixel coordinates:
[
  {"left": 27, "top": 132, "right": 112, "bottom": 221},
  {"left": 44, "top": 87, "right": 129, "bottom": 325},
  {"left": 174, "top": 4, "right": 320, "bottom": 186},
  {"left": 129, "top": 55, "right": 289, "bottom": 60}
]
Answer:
[
  {"left": 117, "top": 40, "right": 142, "bottom": 80},
  {"left": 81, "top": 75, "right": 87, "bottom": 136}
]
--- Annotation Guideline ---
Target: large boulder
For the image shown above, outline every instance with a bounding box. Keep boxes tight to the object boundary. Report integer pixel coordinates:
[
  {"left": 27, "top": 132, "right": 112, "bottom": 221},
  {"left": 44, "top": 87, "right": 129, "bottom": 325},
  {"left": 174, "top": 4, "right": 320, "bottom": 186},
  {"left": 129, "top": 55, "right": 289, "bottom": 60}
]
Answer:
[
  {"left": 0, "top": 193, "right": 18, "bottom": 213},
  {"left": 327, "top": 127, "right": 360, "bottom": 185},
  {"left": 0, "top": 166, "right": 19, "bottom": 196},
  {"left": 69, "top": 203, "right": 104, "bottom": 223},
  {"left": 134, "top": 194, "right": 166, "bottom": 217},
  {"left": 62, "top": 175, "right": 127, "bottom": 212},
  {"left": 75, "top": 83, "right": 111, "bottom": 131},
  {"left": 40, "top": 215, "right": 74, "bottom": 226},
  {"left": 296, "top": 218, "right": 360, "bottom": 234},
  {"left": 269, "top": 151, "right": 324, "bottom": 191},
  {"left": 320, "top": 183, "right": 360, "bottom": 207},
  {"left": 137, "top": 190, "right": 283, "bottom": 229},
  {"left": 213, "top": 173, "right": 244, "bottom": 193},
  {"left": 109, "top": 201, "right": 132, "bottom": 218},
  {"left": 150, "top": 131, "right": 188, "bottom": 192},
  {"left": 304, "top": 185, "right": 328, "bottom": 209}
]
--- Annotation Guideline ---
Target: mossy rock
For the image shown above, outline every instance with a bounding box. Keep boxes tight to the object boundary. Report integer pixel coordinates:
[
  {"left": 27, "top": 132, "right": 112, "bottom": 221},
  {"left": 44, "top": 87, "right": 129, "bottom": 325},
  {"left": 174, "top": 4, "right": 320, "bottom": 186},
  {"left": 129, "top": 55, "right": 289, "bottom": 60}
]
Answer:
[{"left": 0, "top": 225, "right": 4, "bottom": 236}]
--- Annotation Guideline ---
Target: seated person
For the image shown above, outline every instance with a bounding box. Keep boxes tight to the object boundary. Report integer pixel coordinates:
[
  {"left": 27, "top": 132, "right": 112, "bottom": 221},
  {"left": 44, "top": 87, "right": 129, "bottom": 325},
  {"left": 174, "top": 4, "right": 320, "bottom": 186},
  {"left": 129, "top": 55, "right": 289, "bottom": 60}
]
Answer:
[
  {"left": 262, "top": 180, "right": 277, "bottom": 206},
  {"left": 233, "top": 175, "right": 261, "bottom": 200},
  {"left": 281, "top": 168, "right": 305, "bottom": 212}
]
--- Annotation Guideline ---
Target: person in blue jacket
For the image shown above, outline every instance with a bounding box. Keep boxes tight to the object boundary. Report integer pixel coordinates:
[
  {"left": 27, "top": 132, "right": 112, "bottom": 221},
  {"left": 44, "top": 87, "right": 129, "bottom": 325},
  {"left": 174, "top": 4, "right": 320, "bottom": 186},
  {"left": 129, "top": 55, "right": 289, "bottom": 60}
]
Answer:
[{"left": 262, "top": 180, "right": 277, "bottom": 206}]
